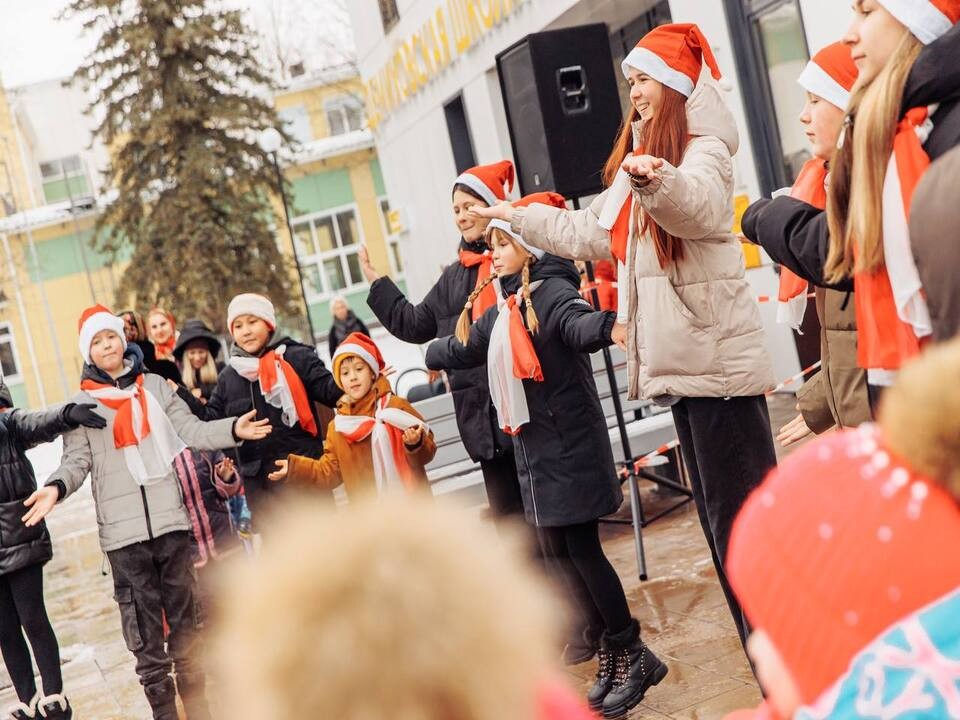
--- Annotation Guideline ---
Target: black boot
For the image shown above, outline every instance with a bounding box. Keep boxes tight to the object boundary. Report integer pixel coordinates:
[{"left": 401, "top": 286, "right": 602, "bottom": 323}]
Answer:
[
  {"left": 176, "top": 671, "right": 212, "bottom": 720},
  {"left": 563, "top": 624, "right": 601, "bottom": 666},
  {"left": 601, "top": 620, "right": 668, "bottom": 719},
  {"left": 6, "top": 691, "right": 39, "bottom": 720},
  {"left": 36, "top": 695, "right": 72, "bottom": 720},
  {"left": 586, "top": 642, "right": 615, "bottom": 711},
  {"left": 144, "top": 677, "right": 179, "bottom": 720}
]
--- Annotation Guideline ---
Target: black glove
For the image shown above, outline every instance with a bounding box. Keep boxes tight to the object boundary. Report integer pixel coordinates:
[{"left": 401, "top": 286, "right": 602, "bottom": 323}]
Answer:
[{"left": 64, "top": 403, "right": 107, "bottom": 429}]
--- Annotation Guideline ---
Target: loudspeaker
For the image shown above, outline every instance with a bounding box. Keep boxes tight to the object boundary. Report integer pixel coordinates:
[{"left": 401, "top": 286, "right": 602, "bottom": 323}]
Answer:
[{"left": 496, "top": 24, "right": 623, "bottom": 199}]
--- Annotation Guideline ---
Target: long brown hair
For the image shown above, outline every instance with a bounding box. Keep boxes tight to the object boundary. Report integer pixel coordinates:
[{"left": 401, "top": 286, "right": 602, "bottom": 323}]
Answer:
[
  {"left": 602, "top": 87, "right": 690, "bottom": 268},
  {"left": 824, "top": 32, "right": 921, "bottom": 283}
]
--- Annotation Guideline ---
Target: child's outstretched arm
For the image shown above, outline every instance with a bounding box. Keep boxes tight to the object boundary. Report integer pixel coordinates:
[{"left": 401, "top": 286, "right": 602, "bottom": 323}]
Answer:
[
  {"left": 398, "top": 401, "right": 437, "bottom": 467},
  {"left": 23, "top": 427, "right": 93, "bottom": 526},
  {"left": 556, "top": 288, "right": 618, "bottom": 354},
  {"left": 160, "top": 379, "right": 270, "bottom": 449},
  {"left": 269, "top": 439, "right": 342, "bottom": 490},
  {"left": 298, "top": 350, "right": 346, "bottom": 408},
  {"left": 425, "top": 305, "right": 496, "bottom": 371},
  {"left": 9, "top": 403, "right": 106, "bottom": 449}
]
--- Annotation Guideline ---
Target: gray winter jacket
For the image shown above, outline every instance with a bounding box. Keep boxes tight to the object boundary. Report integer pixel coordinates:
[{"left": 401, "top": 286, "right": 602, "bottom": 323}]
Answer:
[{"left": 49, "top": 373, "right": 238, "bottom": 552}]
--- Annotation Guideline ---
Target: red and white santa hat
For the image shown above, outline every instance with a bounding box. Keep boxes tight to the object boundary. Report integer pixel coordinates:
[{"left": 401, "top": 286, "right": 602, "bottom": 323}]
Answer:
[
  {"left": 797, "top": 41, "right": 859, "bottom": 110},
  {"left": 227, "top": 293, "right": 277, "bottom": 333},
  {"left": 332, "top": 332, "right": 385, "bottom": 386},
  {"left": 877, "top": 0, "right": 960, "bottom": 44},
  {"left": 621, "top": 23, "right": 723, "bottom": 97},
  {"left": 454, "top": 160, "right": 515, "bottom": 207},
  {"left": 78, "top": 304, "right": 126, "bottom": 365},
  {"left": 488, "top": 192, "right": 567, "bottom": 260}
]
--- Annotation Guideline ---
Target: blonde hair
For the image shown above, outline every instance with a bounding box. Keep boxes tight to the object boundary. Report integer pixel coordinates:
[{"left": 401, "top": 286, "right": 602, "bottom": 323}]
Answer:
[
  {"left": 455, "top": 228, "right": 539, "bottom": 344},
  {"left": 211, "top": 497, "right": 562, "bottom": 720},
  {"left": 181, "top": 349, "right": 219, "bottom": 391},
  {"left": 880, "top": 338, "right": 960, "bottom": 501},
  {"left": 825, "top": 32, "right": 922, "bottom": 283}
]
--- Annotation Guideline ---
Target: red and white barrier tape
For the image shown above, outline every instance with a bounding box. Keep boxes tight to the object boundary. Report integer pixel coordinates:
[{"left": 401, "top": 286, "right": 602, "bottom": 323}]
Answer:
[{"left": 766, "top": 360, "right": 822, "bottom": 396}]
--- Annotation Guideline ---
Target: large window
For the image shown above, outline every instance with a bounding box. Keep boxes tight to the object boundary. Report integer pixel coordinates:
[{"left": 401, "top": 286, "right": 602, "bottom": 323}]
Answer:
[
  {"left": 379, "top": 196, "right": 404, "bottom": 277},
  {"left": 292, "top": 206, "right": 365, "bottom": 298},
  {"left": 39, "top": 155, "right": 90, "bottom": 204},
  {"left": 325, "top": 96, "right": 365, "bottom": 136},
  {"left": 0, "top": 323, "right": 22, "bottom": 383},
  {"left": 378, "top": 0, "right": 400, "bottom": 33}
]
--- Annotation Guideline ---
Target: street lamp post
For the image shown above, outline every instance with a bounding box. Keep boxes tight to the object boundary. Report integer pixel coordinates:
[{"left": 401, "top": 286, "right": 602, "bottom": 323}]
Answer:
[{"left": 258, "top": 127, "right": 317, "bottom": 346}]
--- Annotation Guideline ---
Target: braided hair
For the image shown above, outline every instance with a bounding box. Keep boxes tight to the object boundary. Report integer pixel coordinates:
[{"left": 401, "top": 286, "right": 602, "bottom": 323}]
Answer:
[{"left": 455, "top": 273, "right": 499, "bottom": 345}]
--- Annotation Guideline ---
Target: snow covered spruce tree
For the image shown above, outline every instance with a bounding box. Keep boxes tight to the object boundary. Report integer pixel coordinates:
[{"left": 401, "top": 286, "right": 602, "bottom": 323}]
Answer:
[{"left": 68, "top": 0, "right": 300, "bottom": 331}]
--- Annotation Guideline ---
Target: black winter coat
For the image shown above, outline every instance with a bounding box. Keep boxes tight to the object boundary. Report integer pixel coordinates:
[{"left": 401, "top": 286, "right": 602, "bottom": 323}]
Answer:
[
  {"left": 742, "top": 22, "right": 960, "bottom": 324},
  {"left": 181, "top": 337, "right": 341, "bottom": 514},
  {"left": 0, "top": 406, "right": 79, "bottom": 574},
  {"left": 367, "top": 239, "right": 511, "bottom": 463},
  {"left": 327, "top": 312, "right": 370, "bottom": 357},
  {"left": 425, "top": 255, "right": 622, "bottom": 527}
]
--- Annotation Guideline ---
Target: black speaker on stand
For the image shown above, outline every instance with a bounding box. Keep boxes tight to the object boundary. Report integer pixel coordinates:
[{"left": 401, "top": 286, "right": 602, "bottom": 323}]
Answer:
[{"left": 496, "top": 24, "right": 693, "bottom": 581}]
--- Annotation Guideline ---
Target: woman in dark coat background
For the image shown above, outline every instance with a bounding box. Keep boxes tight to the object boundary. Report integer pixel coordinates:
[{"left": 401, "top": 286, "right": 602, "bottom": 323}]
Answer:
[
  {"left": 0, "top": 382, "right": 105, "bottom": 719},
  {"left": 327, "top": 296, "right": 370, "bottom": 357}
]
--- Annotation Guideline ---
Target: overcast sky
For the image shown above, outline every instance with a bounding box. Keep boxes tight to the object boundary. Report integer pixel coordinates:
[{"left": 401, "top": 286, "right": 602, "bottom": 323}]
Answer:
[{"left": 0, "top": 0, "right": 353, "bottom": 89}]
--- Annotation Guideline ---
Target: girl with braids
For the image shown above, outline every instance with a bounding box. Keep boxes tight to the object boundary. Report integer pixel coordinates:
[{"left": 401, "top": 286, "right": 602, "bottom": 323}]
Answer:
[
  {"left": 427, "top": 192, "right": 667, "bottom": 719},
  {"left": 361, "top": 162, "right": 528, "bottom": 536},
  {"left": 743, "top": 0, "right": 960, "bottom": 403},
  {"left": 472, "top": 24, "right": 776, "bottom": 655}
]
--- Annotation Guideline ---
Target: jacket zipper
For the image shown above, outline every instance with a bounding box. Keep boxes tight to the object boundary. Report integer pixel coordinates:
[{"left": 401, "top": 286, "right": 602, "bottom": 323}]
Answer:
[
  {"left": 111, "top": 375, "right": 155, "bottom": 541},
  {"left": 517, "top": 434, "right": 540, "bottom": 526}
]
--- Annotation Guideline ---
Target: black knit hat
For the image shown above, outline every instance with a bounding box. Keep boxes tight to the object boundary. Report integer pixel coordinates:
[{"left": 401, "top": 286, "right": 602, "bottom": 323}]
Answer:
[{"left": 173, "top": 319, "right": 222, "bottom": 361}]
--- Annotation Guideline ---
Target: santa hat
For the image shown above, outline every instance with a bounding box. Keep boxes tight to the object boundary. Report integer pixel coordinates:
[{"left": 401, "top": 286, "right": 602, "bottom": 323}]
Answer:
[
  {"left": 621, "top": 23, "right": 723, "bottom": 97},
  {"left": 727, "top": 425, "right": 960, "bottom": 706},
  {"left": 78, "top": 304, "right": 127, "bottom": 365},
  {"left": 797, "top": 41, "right": 859, "bottom": 110},
  {"left": 877, "top": 0, "right": 960, "bottom": 44},
  {"left": 227, "top": 293, "right": 277, "bottom": 333},
  {"left": 332, "top": 332, "right": 384, "bottom": 387},
  {"left": 488, "top": 192, "right": 567, "bottom": 260},
  {"left": 454, "top": 160, "right": 515, "bottom": 207}
]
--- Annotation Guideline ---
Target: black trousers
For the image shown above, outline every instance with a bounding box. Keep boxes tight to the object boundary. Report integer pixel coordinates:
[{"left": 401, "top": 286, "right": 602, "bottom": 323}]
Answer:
[
  {"left": 106, "top": 532, "right": 204, "bottom": 695},
  {"left": 539, "top": 520, "right": 632, "bottom": 638},
  {"left": 479, "top": 452, "right": 525, "bottom": 521},
  {"left": 0, "top": 564, "right": 62, "bottom": 702},
  {"left": 671, "top": 395, "right": 778, "bottom": 647}
]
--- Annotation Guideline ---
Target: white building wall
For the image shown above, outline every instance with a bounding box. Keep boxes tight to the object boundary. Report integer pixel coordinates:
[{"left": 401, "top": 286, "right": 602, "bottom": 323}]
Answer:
[{"left": 799, "top": 0, "right": 854, "bottom": 53}]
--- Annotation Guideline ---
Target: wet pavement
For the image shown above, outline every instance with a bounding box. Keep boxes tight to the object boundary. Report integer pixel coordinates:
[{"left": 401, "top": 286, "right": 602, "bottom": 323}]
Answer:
[{"left": 1, "top": 396, "right": 801, "bottom": 719}]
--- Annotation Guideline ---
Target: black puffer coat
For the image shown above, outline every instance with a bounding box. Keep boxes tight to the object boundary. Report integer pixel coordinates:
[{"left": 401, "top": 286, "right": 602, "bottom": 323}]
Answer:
[
  {"left": 181, "top": 337, "right": 341, "bottom": 514},
  {"left": 367, "top": 239, "right": 511, "bottom": 463},
  {"left": 0, "top": 406, "right": 80, "bottom": 574},
  {"left": 426, "top": 254, "right": 622, "bottom": 527},
  {"left": 742, "top": 21, "right": 960, "bottom": 321}
]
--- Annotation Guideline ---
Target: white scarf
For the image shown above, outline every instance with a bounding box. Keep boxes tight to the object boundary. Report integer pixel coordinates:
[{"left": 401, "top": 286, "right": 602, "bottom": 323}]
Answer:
[
  {"left": 84, "top": 383, "right": 186, "bottom": 486},
  {"left": 333, "top": 394, "right": 428, "bottom": 494},
  {"left": 229, "top": 344, "right": 299, "bottom": 429}
]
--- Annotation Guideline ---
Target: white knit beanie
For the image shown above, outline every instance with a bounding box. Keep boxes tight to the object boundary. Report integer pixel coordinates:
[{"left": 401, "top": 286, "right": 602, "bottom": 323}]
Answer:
[{"left": 227, "top": 293, "right": 277, "bottom": 332}]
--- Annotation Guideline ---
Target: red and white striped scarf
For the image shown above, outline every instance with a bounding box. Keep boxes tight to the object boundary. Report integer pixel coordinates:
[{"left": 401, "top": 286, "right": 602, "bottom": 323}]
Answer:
[
  {"left": 855, "top": 106, "right": 935, "bottom": 384},
  {"left": 487, "top": 284, "right": 544, "bottom": 435},
  {"left": 333, "top": 393, "right": 427, "bottom": 494},
  {"left": 81, "top": 374, "right": 186, "bottom": 485},
  {"left": 230, "top": 344, "right": 318, "bottom": 436}
]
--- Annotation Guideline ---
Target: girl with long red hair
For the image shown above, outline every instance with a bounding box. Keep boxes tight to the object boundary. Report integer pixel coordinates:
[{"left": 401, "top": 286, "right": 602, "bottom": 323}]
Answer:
[{"left": 473, "top": 24, "right": 777, "bottom": 655}]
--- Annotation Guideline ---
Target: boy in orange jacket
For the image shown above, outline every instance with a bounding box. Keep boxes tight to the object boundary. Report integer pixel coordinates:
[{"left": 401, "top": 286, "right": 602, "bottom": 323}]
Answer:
[{"left": 269, "top": 333, "right": 436, "bottom": 499}]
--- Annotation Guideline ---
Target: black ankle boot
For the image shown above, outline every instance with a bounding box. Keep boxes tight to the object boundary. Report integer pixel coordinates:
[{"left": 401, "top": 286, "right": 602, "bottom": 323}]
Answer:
[
  {"left": 601, "top": 620, "right": 668, "bottom": 719},
  {"left": 176, "top": 671, "right": 212, "bottom": 720},
  {"left": 144, "top": 678, "right": 179, "bottom": 720},
  {"left": 586, "top": 643, "right": 615, "bottom": 710},
  {"left": 36, "top": 694, "right": 72, "bottom": 720},
  {"left": 7, "top": 692, "right": 39, "bottom": 720}
]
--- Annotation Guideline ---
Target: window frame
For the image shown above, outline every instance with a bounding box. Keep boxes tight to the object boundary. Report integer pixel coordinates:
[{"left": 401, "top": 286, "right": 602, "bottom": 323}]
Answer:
[
  {"left": 324, "top": 96, "right": 366, "bottom": 137},
  {"left": 291, "top": 202, "right": 367, "bottom": 300},
  {"left": 377, "top": 195, "right": 405, "bottom": 279},
  {"left": 0, "top": 322, "right": 23, "bottom": 384}
]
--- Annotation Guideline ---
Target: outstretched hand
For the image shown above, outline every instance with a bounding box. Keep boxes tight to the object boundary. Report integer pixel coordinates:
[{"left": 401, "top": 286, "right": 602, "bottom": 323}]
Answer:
[
  {"left": 467, "top": 201, "right": 512, "bottom": 221},
  {"left": 65, "top": 403, "right": 107, "bottom": 429},
  {"left": 22, "top": 486, "right": 59, "bottom": 527},
  {"left": 268, "top": 459, "right": 288, "bottom": 482},
  {"left": 358, "top": 245, "right": 382, "bottom": 283},
  {"left": 621, "top": 154, "right": 664, "bottom": 182},
  {"left": 235, "top": 410, "right": 272, "bottom": 441}
]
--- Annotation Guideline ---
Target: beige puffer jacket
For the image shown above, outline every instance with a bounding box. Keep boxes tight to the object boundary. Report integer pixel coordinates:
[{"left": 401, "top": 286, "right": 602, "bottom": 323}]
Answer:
[{"left": 516, "top": 81, "right": 775, "bottom": 401}]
